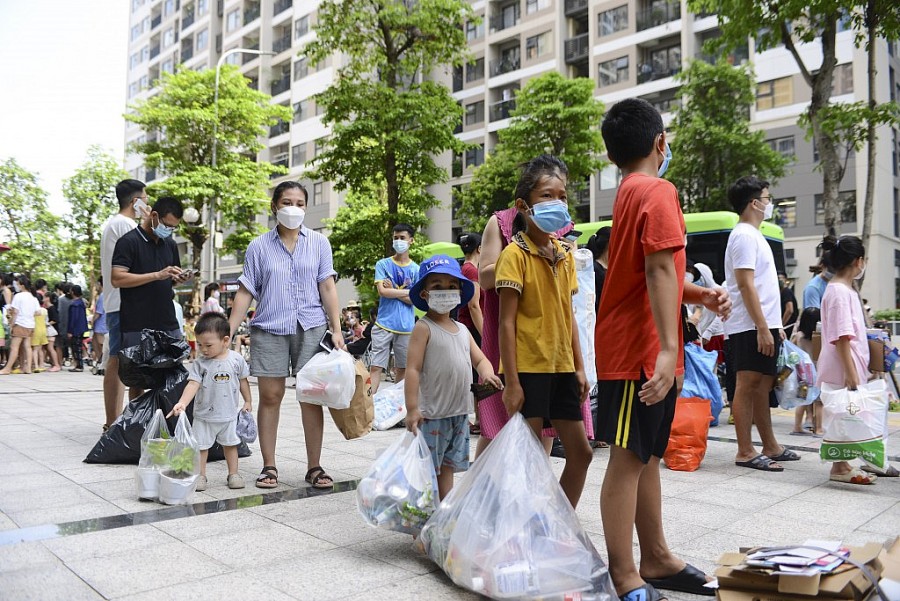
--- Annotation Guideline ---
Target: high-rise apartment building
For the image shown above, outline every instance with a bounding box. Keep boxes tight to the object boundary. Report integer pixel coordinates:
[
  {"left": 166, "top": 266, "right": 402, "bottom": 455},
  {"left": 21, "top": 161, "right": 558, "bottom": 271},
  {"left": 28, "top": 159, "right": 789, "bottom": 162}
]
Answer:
[{"left": 125, "top": 0, "right": 900, "bottom": 309}]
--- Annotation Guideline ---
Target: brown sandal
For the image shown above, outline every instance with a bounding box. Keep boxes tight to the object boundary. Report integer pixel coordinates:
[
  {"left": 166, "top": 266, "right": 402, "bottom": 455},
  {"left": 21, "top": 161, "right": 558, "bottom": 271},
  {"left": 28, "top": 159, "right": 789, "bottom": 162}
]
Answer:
[
  {"left": 305, "top": 466, "right": 334, "bottom": 489},
  {"left": 255, "top": 466, "right": 278, "bottom": 489}
]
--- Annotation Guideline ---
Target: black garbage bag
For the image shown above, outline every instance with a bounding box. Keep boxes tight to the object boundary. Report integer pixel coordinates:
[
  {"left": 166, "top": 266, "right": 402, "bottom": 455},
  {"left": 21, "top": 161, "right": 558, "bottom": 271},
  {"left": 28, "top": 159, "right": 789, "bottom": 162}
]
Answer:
[{"left": 85, "top": 330, "right": 251, "bottom": 464}]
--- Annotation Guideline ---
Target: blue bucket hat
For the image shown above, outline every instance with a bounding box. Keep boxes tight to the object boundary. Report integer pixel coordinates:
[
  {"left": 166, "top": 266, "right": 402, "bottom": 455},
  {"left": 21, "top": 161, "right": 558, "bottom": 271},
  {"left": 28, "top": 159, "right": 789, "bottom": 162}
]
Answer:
[{"left": 409, "top": 254, "right": 475, "bottom": 313}]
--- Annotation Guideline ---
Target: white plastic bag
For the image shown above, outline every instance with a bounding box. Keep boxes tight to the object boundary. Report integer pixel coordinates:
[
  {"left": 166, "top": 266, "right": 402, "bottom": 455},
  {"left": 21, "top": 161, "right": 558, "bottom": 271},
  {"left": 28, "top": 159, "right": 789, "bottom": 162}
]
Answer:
[
  {"left": 357, "top": 430, "right": 438, "bottom": 536},
  {"left": 158, "top": 413, "right": 200, "bottom": 505},
  {"left": 820, "top": 379, "right": 888, "bottom": 468},
  {"left": 296, "top": 349, "right": 356, "bottom": 409},
  {"left": 572, "top": 249, "right": 597, "bottom": 393},
  {"left": 135, "top": 409, "right": 172, "bottom": 500},
  {"left": 373, "top": 379, "right": 407, "bottom": 430},
  {"left": 419, "top": 414, "right": 616, "bottom": 600}
]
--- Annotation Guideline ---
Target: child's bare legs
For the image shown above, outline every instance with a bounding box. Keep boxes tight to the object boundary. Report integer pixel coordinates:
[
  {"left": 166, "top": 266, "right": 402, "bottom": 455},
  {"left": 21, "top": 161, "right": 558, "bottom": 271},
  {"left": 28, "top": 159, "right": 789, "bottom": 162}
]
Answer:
[
  {"left": 792, "top": 406, "right": 808, "bottom": 432},
  {"left": 224, "top": 444, "right": 239, "bottom": 475},
  {"left": 812, "top": 400, "right": 824, "bottom": 435},
  {"left": 550, "top": 418, "right": 592, "bottom": 508},
  {"left": 436, "top": 466, "right": 454, "bottom": 501}
]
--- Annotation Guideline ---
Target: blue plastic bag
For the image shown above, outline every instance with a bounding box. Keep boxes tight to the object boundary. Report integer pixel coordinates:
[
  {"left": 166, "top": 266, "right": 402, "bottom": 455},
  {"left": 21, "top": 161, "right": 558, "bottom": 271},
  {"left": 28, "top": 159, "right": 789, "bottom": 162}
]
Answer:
[{"left": 681, "top": 343, "right": 723, "bottom": 426}]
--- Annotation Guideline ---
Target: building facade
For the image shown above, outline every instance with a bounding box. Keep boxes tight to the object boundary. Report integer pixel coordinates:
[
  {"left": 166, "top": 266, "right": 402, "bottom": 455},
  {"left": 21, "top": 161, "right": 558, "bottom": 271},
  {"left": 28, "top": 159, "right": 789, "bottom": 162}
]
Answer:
[{"left": 125, "top": 0, "right": 900, "bottom": 309}]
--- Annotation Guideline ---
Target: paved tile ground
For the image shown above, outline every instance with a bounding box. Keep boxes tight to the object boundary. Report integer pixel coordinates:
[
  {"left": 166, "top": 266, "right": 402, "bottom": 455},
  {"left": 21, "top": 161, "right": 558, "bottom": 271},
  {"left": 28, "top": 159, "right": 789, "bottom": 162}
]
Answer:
[{"left": 1, "top": 370, "right": 899, "bottom": 600}]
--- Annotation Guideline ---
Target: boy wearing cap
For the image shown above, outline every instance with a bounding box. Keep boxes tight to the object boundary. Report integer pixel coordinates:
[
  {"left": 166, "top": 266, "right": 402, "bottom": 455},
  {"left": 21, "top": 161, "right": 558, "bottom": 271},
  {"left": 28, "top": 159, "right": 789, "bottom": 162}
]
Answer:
[{"left": 405, "top": 255, "right": 503, "bottom": 500}]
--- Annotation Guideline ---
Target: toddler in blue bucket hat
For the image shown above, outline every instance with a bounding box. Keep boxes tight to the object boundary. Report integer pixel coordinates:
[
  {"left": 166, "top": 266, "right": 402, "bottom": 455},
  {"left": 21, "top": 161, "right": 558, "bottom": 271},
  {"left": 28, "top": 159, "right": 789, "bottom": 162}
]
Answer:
[{"left": 405, "top": 255, "right": 503, "bottom": 499}]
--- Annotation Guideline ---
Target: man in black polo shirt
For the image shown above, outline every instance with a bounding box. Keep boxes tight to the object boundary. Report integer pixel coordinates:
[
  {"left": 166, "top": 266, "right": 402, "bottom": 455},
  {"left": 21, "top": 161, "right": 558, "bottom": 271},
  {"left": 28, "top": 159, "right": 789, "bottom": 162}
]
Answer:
[{"left": 111, "top": 197, "right": 191, "bottom": 388}]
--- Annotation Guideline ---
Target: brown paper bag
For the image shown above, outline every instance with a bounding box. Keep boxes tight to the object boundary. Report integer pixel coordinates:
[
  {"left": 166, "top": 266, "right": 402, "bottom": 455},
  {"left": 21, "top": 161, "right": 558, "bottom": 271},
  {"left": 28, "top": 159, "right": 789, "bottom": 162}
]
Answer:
[{"left": 329, "top": 359, "right": 374, "bottom": 440}]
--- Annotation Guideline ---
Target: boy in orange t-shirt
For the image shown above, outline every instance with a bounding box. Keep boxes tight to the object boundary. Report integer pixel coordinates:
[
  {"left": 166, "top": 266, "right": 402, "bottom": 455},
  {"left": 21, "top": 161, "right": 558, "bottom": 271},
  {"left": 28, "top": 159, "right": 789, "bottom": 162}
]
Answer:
[{"left": 595, "top": 99, "right": 728, "bottom": 601}]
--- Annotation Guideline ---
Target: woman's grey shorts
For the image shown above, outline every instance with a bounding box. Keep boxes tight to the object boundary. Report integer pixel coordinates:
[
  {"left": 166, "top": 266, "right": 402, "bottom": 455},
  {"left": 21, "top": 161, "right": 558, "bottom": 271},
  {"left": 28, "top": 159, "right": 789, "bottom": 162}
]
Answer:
[{"left": 250, "top": 323, "right": 326, "bottom": 378}]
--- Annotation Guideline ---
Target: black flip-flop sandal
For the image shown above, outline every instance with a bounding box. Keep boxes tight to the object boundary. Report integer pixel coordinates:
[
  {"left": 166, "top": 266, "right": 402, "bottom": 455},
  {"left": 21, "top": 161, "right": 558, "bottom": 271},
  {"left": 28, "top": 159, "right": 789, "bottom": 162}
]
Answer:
[
  {"left": 644, "top": 564, "right": 714, "bottom": 596},
  {"left": 305, "top": 466, "right": 334, "bottom": 489},
  {"left": 768, "top": 448, "right": 801, "bottom": 462},
  {"left": 735, "top": 454, "right": 784, "bottom": 472},
  {"left": 256, "top": 466, "right": 278, "bottom": 489}
]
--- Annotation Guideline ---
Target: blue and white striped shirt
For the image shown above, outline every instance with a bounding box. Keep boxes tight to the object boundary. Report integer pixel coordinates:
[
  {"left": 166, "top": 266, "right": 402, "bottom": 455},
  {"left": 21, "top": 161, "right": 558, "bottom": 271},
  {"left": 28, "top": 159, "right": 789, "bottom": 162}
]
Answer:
[{"left": 238, "top": 227, "right": 337, "bottom": 335}]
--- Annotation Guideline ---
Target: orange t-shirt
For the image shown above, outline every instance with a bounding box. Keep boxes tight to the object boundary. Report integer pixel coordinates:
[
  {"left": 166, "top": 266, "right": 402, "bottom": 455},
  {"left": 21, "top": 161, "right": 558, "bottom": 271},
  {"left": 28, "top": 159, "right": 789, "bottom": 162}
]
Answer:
[{"left": 595, "top": 173, "right": 686, "bottom": 380}]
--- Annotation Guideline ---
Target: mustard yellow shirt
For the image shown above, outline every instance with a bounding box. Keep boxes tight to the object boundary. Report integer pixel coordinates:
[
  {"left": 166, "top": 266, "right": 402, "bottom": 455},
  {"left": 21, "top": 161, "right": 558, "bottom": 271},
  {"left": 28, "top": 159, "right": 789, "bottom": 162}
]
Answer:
[{"left": 495, "top": 232, "right": 577, "bottom": 373}]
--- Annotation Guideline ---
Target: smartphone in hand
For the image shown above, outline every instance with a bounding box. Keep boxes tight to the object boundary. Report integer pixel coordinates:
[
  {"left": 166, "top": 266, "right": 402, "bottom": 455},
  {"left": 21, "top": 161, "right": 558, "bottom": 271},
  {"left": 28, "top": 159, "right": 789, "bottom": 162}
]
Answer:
[{"left": 319, "top": 329, "right": 336, "bottom": 353}]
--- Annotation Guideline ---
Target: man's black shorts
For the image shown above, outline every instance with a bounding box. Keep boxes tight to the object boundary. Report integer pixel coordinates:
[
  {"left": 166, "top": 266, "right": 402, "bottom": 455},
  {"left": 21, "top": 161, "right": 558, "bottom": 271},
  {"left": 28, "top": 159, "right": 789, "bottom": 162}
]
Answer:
[
  {"left": 519, "top": 372, "right": 583, "bottom": 422},
  {"left": 596, "top": 374, "right": 676, "bottom": 464},
  {"left": 726, "top": 329, "right": 781, "bottom": 376}
]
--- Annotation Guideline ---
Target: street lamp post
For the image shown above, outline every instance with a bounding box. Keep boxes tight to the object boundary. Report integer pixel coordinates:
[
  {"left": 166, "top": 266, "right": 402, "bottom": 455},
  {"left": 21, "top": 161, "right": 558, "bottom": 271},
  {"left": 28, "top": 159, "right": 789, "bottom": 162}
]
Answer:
[{"left": 207, "top": 47, "right": 274, "bottom": 286}]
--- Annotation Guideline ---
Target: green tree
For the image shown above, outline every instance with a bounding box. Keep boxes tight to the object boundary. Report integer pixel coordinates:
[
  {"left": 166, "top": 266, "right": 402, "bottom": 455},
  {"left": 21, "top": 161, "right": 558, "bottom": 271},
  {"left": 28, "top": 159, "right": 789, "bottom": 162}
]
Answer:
[
  {"left": 457, "top": 72, "right": 606, "bottom": 232},
  {"left": 324, "top": 180, "right": 431, "bottom": 306},
  {"left": 667, "top": 59, "right": 788, "bottom": 212},
  {"left": 305, "top": 0, "right": 471, "bottom": 256},
  {"left": 124, "top": 66, "right": 290, "bottom": 308},
  {"left": 689, "top": 0, "right": 847, "bottom": 234},
  {"left": 62, "top": 145, "right": 129, "bottom": 298},
  {"left": 0, "top": 158, "right": 66, "bottom": 281}
]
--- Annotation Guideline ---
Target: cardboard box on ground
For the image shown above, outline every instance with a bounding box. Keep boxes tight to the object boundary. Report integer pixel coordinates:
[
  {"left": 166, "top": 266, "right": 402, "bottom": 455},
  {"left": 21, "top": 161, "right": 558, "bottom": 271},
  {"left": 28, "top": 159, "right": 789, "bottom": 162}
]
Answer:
[{"left": 715, "top": 541, "right": 892, "bottom": 601}]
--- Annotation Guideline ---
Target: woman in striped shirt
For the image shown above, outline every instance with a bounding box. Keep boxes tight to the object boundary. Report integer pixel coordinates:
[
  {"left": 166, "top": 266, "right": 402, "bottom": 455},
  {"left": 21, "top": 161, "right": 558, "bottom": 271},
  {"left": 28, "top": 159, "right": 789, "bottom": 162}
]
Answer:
[{"left": 228, "top": 182, "right": 345, "bottom": 489}]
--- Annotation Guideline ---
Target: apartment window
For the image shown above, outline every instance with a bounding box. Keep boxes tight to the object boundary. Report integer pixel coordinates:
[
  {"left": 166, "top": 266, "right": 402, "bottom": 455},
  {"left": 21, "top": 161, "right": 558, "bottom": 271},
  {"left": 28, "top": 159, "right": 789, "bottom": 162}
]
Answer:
[
  {"left": 649, "top": 44, "right": 681, "bottom": 77},
  {"left": 465, "top": 101, "right": 485, "bottom": 125},
  {"left": 196, "top": 28, "right": 208, "bottom": 51},
  {"left": 599, "top": 165, "right": 621, "bottom": 190},
  {"left": 767, "top": 135, "right": 795, "bottom": 160},
  {"left": 128, "top": 82, "right": 140, "bottom": 98},
  {"left": 526, "top": 0, "right": 550, "bottom": 14},
  {"left": 756, "top": 77, "right": 793, "bottom": 110},
  {"left": 312, "top": 182, "right": 324, "bottom": 206},
  {"left": 833, "top": 63, "right": 853, "bottom": 95},
  {"left": 525, "top": 32, "right": 551, "bottom": 60},
  {"left": 776, "top": 197, "right": 797, "bottom": 228},
  {"left": 224, "top": 52, "right": 240, "bottom": 65},
  {"left": 295, "top": 15, "right": 309, "bottom": 38},
  {"left": 139, "top": 74, "right": 149, "bottom": 89},
  {"left": 129, "top": 53, "right": 140, "bottom": 69},
  {"left": 132, "top": 0, "right": 144, "bottom": 12},
  {"left": 314, "top": 138, "right": 325, "bottom": 158},
  {"left": 894, "top": 188, "right": 899, "bottom": 238},
  {"left": 141, "top": 46, "right": 149, "bottom": 61},
  {"left": 814, "top": 191, "right": 857, "bottom": 225},
  {"left": 291, "top": 144, "right": 307, "bottom": 167},
  {"left": 197, "top": 0, "right": 209, "bottom": 14},
  {"left": 599, "top": 5, "right": 628, "bottom": 36},
  {"left": 466, "top": 19, "right": 484, "bottom": 41},
  {"left": 466, "top": 57, "right": 484, "bottom": 82},
  {"left": 465, "top": 144, "right": 485, "bottom": 168},
  {"left": 131, "top": 24, "right": 142, "bottom": 41},
  {"left": 162, "top": 58, "right": 174, "bottom": 74},
  {"left": 292, "top": 99, "right": 308, "bottom": 122},
  {"left": 315, "top": 101, "right": 326, "bottom": 117},
  {"left": 163, "top": 0, "right": 175, "bottom": 16},
  {"left": 163, "top": 28, "right": 175, "bottom": 47},
  {"left": 598, "top": 56, "right": 629, "bottom": 87},
  {"left": 226, "top": 9, "right": 241, "bottom": 31},
  {"left": 293, "top": 58, "right": 309, "bottom": 81},
  {"left": 142, "top": 16, "right": 151, "bottom": 32}
]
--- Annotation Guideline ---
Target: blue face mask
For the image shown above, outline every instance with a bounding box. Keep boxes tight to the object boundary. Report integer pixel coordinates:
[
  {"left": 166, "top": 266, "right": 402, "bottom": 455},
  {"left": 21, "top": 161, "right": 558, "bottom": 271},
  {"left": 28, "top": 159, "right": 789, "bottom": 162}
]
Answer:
[
  {"left": 152, "top": 215, "right": 176, "bottom": 239},
  {"left": 529, "top": 200, "right": 571, "bottom": 234},
  {"left": 658, "top": 142, "right": 672, "bottom": 177}
]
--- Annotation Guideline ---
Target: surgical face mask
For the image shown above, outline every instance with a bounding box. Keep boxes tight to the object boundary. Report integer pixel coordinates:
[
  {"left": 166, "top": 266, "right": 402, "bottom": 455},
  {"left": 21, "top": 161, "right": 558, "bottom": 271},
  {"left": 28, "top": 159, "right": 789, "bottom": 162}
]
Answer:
[
  {"left": 212, "top": 290, "right": 220, "bottom": 299},
  {"left": 152, "top": 215, "right": 176, "bottom": 239},
  {"left": 426, "top": 290, "right": 460, "bottom": 314},
  {"left": 393, "top": 239, "right": 410, "bottom": 254},
  {"left": 658, "top": 142, "right": 672, "bottom": 177},
  {"left": 133, "top": 198, "right": 149, "bottom": 218},
  {"left": 761, "top": 201, "right": 774, "bottom": 220},
  {"left": 528, "top": 199, "right": 571, "bottom": 234},
  {"left": 855, "top": 262, "right": 866, "bottom": 280},
  {"left": 276, "top": 206, "right": 305, "bottom": 230},
  {"left": 13, "top": 281, "right": 21, "bottom": 293}
]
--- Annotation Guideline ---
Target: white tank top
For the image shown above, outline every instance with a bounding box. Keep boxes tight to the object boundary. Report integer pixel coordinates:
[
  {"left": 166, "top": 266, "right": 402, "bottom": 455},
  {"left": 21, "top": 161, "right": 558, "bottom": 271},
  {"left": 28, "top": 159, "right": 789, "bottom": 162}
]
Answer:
[{"left": 419, "top": 316, "right": 473, "bottom": 419}]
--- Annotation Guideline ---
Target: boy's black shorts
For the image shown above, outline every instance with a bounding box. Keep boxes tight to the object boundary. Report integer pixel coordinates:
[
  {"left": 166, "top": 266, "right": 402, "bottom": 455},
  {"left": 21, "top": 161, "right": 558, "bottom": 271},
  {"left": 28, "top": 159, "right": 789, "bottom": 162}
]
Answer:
[
  {"left": 596, "top": 373, "right": 676, "bottom": 464},
  {"left": 519, "top": 372, "right": 583, "bottom": 422},
  {"left": 726, "top": 329, "right": 781, "bottom": 376}
]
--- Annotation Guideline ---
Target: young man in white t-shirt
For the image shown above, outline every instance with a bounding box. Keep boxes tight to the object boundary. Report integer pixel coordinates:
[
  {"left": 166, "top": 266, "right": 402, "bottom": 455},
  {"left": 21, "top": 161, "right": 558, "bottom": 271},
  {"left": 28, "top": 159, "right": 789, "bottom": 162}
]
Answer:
[
  {"left": 99, "top": 179, "right": 144, "bottom": 431},
  {"left": 724, "top": 176, "right": 796, "bottom": 473}
]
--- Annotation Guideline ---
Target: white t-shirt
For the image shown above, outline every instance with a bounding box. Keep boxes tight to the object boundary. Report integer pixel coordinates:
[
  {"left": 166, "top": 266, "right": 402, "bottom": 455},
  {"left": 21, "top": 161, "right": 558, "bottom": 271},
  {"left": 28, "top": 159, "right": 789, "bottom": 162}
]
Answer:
[
  {"left": 100, "top": 213, "right": 137, "bottom": 314},
  {"left": 11, "top": 291, "right": 41, "bottom": 329},
  {"left": 187, "top": 350, "right": 250, "bottom": 422},
  {"left": 723, "top": 222, "right": 782, "bottom": 335}
]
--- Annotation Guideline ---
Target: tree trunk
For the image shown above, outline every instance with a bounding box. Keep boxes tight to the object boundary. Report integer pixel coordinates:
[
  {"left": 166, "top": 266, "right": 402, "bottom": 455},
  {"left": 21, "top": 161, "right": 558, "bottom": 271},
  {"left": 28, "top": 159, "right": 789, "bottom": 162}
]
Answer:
[
  {"left": 384, "top": 142, "right": 400, "bottom": 256},
  {"left": 807, "top": 28, "right": 840, "bottom": 236},
  {"left": 859, "top": 0, "right": 878, "bottom": 290}
]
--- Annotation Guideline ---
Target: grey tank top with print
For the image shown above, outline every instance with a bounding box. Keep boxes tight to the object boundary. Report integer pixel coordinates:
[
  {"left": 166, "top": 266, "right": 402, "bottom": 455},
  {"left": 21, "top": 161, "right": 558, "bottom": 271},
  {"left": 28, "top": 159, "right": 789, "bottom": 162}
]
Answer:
[{"left": 419, "top": 316, "right": 473, "bottom": 419}]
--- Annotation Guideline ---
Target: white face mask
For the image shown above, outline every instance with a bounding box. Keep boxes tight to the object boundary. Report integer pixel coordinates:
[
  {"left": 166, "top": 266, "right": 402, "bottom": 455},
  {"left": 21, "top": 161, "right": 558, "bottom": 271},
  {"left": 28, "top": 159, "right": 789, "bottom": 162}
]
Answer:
[
  {"left": 393, "top": 239, "right": 410, "bottom": 254},
  {"left": 276, "top": 206, "right": 305, "bottom": 230},
  {"left": 13, "top": 281, "right": 21, "bottom": 293},
  {"left": 855, "top": 263, "right": 866, "bottom": 280},
  {"left": 426, "top": 290, "right": 460, "bottom": 314},
  {"left": 212, "top": 290, "right": 220, "bottom": 299},
  {"left": 756, "top": 199, "right": 774, "bottom": 220}
]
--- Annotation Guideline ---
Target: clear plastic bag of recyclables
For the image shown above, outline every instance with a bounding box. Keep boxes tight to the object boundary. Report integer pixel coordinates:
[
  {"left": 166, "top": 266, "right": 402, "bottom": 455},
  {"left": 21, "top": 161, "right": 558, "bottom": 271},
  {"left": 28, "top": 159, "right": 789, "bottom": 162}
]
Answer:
[
  {"left": 157, "top": 413, "right": 200, "bottom": 506},
  {"left": 296, "top": 349, "right": 356, "bottom": 409},
  {"left": 357, "top": 430, "right": 438, "bottom": 536},
  {"left": 135, "top": 409, "right": 172, "bottom": 500},
  {"left": 420, "top": 414, "right": 616, "bottom": 600}
]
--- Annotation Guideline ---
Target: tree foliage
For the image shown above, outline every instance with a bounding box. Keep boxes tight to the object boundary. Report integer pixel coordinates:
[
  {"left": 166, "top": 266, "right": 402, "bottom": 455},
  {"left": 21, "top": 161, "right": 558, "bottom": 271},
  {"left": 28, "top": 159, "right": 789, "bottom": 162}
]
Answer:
[
  {"left": 667, "top": 59, "right": 788, "bottom": 212},
  {"left": 0, "top": 158, "right": 67, "bottom": 281},
  {"left": 62, "top": 145, "right": 129, "bottom": 297},
  {"left": 306, "top": 0, "right": 471, "bottom": 256},
  {"left": 457, "top": 72, "right": 606, "bottom": 232},
  {"left": 124, "top": 66, "right": 290, "bottom": 306}
]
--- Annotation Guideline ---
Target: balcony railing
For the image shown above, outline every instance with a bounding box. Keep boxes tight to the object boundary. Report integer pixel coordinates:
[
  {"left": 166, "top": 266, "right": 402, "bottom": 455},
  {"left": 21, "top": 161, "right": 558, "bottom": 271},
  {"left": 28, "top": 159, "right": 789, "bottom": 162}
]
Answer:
[
  {"left": 695, "top": 45, "right": 749, "bottom": 66},
  {"left": 637, "top": 63, "right": 681, "bottom": 84},
  {"left": 151, "top": 14, "right": 162, "bottom": 29},
  {"left": 564, "top": 0, "right": 588, "bottom": 16},
  {"left": 244, "top": 6, "right": 260, "bottom": 25},
  {"left": 182, "top": 12, "right": 195, "bottom": 29},
  {"left": 490, "top": 55, "right": 520, "bottom": 76},
  {"left": 452, "top": 68, "right": 463, "bottom": 92},
  {"left": 465, "top": 63, "right": 484, "bottom": 83},
  {"left": 272, "top": 33, "right": 291, "bottom": 53},
  {"left": 273, "top": 0, "right": 292, "bottom": 15},
  {"left": 489, "top": 98, "right": 516, "bottom": 121},
  {"left": 270, "top": 120, "right": 290, "bottom": 137},
  {"left": 150, "top": 44, "right": 161, "bottom": 59},
  {"left": 242, "top": 44, "right": 260, "bottom": 63},
  {"left": 564, "top": 33, "right": 589, "bottom": 64},
  {"left": 490, "top": 6, "right": 520, "bottom": 32},
  {"left": 636, "top": 2, "right": 681, "bottom": 31},
  {"left": 271, "top": 75, "right": 291, "bottom": 96},
  {"left": 181, "top": 46, "right": 193, "bottom": 61}
]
